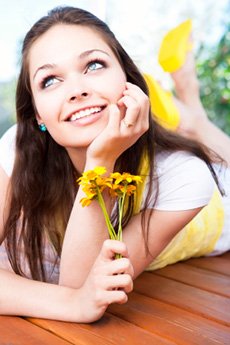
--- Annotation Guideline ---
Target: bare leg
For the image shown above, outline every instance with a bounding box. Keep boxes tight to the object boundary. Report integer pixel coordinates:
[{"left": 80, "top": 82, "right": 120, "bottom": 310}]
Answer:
[{"left": 171, "top": 52, "right": 230, "bottom": 166}]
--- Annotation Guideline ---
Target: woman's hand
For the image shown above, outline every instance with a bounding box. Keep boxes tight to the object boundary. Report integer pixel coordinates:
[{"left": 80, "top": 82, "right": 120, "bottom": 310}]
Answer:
[
  {"left": 76, "top": 239, "right": 134, "bottom": 323},
  {"left": 86, "top": 82, "right": 149, "bottom": 167}
]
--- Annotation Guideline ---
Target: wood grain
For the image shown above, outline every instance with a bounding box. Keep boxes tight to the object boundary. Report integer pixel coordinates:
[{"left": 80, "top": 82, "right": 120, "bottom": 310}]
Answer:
[{"left": 2, "top": 252, "right": 229, "bottom": 345}]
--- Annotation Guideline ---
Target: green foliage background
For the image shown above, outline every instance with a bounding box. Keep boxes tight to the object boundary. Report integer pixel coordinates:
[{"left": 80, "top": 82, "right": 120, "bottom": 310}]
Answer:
[
  {"left": 197, "top": 23, "right": 230, "bottom": 135},
  {"left": 0, "top": 80, "right": 16, "bottom": 137}
]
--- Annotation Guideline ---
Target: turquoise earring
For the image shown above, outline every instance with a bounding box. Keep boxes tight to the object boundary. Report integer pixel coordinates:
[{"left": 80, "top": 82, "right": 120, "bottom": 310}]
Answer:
[{"left": 39, "top": 123, "right": 47, "bottom": 132}]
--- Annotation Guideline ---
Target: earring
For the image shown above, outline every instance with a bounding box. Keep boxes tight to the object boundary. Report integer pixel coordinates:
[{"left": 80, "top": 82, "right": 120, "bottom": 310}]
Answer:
[{"left": 39, "top": 123, "right": 47, "bottom": 132}]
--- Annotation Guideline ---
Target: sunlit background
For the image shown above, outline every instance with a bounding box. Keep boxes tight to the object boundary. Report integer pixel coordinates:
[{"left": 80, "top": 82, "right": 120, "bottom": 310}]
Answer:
[{"left": 0, "top": 0, "right": 229, "bottom": 136}]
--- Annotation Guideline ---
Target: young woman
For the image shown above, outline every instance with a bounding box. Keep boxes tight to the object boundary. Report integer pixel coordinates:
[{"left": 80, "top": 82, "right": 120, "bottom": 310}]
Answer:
[{"left": 0, "top": 6, "right": 229, "bottom": 322}]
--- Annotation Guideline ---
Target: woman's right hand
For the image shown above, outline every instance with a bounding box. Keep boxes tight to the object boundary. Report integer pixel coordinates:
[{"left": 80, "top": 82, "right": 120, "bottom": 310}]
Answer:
[
  {"left": 0, "top": 240, "right": 133, "bottom": 323},
  {"left": 85, "top": 82, "right": 149, "bottom": 170},
  {"left": 76, "top": 239, "right": 134, "bottom": 323}
]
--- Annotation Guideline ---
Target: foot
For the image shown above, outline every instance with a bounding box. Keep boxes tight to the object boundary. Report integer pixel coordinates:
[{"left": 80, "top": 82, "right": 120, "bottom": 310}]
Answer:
[{"left": 171, "top": 51, "right": 209, "bottom": 139}]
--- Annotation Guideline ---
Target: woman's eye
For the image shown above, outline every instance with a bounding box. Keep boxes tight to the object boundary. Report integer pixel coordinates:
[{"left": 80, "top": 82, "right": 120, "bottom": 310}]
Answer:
[
  {"left": 42, "top": 76, "right": 60, "bottom": 89},
  {"left": 87, "top": 61, "right": 104, "bottom": 72}
]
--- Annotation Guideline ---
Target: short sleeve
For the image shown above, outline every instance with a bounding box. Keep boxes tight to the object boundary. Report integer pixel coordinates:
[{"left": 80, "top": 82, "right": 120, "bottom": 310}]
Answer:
[
  {"left": 0, "top": 124, "right": 17, "bottom": 177},
  {"left": 145, "top": 151, "right": 216, "bottom": 211}
]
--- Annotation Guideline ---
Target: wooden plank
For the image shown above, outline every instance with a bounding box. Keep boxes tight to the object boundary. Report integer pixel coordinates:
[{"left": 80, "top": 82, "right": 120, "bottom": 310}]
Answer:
[
  {"left": 108, "top": 292, "right": 230, "bottom": 345},
  {"left": 27, "top": 317, "right": 114, "bottom": 345},
  {"left": 185, "top": 254, "right": 230, "bottom": 276},
  {"left": 134, "top": 273, "right": 230, "bottom": 326},
  {"left": 27, "top": 313, "right": 175, "bottom": 345},
  {"left": 0, "top": 316, "right": 70, "bottom": 344},
  {"left": 222, "top": 251, "right": 230, "bottom": 260},
  {"left": 153, "top": 263, "right": 230, "bottom": 297}
]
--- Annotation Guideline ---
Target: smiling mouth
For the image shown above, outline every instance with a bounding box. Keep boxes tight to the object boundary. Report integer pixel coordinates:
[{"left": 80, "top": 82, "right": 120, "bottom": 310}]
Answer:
[{"left": 68, "top": 106, "right": 106, "bottom": 122}]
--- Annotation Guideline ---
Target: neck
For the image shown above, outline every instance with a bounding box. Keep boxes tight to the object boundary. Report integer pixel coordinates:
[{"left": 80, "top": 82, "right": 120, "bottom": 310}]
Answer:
[{"left": 66, "top": 147, "right": 87, "bottom": 173}]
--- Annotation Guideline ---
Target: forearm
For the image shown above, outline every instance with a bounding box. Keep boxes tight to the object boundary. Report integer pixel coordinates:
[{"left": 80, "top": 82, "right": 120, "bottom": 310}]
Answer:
[
  {"left": 195, "top": 118, "right": 230, "bottom": 166},
  {"left": 0, "top": 269, "right": 79, "bottom": 321},
  {"left": 0, "top": 240, "right": 133, "bottom": 323},
  {"left": 59, "top": 159, "right": 114, "bottom": 288},
  {"left": 0, "top": 167, "right": 10, "bottom": 242}
]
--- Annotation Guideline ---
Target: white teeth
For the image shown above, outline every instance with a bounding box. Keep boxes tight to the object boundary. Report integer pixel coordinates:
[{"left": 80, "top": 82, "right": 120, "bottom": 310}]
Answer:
[{"left": 69, "top": 107, "right": 102, "bottom": 121}]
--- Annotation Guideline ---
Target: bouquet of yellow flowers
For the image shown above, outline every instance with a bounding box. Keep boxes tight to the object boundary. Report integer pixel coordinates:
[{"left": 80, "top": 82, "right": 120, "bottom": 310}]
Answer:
[{"left": 77, "top": 167, "right": 142, "bottom": 244}]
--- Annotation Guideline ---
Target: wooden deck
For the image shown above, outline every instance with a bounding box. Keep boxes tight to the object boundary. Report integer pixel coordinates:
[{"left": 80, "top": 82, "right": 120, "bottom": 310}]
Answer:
[{"left": 1, "top": 252, "right": 230, "bottom": 344}]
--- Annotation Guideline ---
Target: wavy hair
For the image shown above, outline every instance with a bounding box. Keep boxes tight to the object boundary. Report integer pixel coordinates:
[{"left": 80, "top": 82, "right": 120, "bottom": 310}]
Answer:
[{"left": 3, "top": 6, "right": 220, "bottom": 281}]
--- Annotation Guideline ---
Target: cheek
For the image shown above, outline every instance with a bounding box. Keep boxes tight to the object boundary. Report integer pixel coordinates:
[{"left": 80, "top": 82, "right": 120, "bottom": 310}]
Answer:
[
  {"left": 34, "top": 94, "right": 60, "bottom": 123},
  {"left": 104, "top": 72, "right": 126, "bottom": 101}
]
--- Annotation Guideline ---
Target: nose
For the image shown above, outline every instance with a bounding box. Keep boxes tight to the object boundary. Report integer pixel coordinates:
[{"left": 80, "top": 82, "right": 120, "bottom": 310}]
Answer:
[
  {"left": 69, "top": 91, "right": 89, "bottom": 102},
  {"left": 67, "top": 77, "right": 90, "bottom": 103}
]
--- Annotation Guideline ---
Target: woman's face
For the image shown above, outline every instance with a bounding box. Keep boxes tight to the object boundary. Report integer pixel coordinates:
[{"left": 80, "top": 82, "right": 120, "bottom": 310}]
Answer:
[{"left": 29, "top": 24, "right": 126, "bottom": 152}]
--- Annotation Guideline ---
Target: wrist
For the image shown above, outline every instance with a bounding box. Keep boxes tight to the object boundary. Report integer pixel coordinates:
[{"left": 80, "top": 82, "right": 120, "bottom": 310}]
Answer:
[
  {"left": 68, "top": 284, "right": 105, "bottom": 323},
  {"left": 84, "top": 157, "right": 115, "bottom": 173},
  {"left": 56, "top": 285, "right": 86, "bottom": 322}
]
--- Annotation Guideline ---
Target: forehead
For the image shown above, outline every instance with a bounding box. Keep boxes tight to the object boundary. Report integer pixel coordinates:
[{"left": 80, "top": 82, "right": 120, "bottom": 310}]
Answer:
[{"left": 29, "top": 24, "right": 114, "bottom": 70}]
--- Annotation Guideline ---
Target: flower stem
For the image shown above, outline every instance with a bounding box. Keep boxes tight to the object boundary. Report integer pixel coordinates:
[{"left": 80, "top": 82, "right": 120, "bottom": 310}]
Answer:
[
  {"left": 118, "top": 189, "right": 126, "bottom": 242},
  {"left": 115, "top": 186, "right": 127, "bottom": 259},
  {"left": 96, "top": 186, "right": 117, "bottom": 240}
]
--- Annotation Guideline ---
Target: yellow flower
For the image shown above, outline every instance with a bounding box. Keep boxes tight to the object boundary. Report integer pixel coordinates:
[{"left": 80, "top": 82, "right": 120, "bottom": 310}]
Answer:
[
  {"left": 82, "top": 188, "right": 96, "bottom": 198},
  {"left": 110, "top": 172, "right": 142, "bottom": 185},
  {"left": 108, "top": 184, "right": 123, "bottom": 197},
  {"left": 80, "top": 197, "right": 94, "bottom": 207},
  {"left": 123, "top": 184, "right": 137, "bottom": 196},
  {"left": 78, "top": 166, "right": 106, "bottom": 184},
  {"left": 77, "top": 167, "right": 142, "bottom": 251},
  {"left": 108, "top": 183, "right": 137, "bottom": 197},
  {"left": 78, "top": 166, "right": 113, "bottom": 197}
]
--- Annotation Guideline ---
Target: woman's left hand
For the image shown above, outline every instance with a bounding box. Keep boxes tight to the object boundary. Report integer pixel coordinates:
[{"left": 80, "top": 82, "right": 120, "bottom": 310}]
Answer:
[{"left": 86, "top": 82, "right": 149, "bottom": 167}]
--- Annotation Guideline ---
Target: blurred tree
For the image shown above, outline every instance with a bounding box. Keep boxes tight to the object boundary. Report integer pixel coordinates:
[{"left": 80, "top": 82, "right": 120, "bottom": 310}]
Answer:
[
  {"left": 0, "top": 80, "right": 16, "bottom": 137},
  {"left": 196, "top": 23, "right": 230, "bottom": 135}
]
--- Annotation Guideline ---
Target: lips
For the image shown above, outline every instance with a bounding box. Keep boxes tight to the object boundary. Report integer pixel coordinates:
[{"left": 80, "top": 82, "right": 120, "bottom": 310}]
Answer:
[{"left": 66, "top": 105, "right": 106, "bottom": 122}]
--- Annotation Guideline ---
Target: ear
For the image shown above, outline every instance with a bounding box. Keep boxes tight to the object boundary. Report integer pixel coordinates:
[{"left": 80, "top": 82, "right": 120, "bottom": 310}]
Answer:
[{"left": 35, "top": 113, "right": 43, "bottom": 125}]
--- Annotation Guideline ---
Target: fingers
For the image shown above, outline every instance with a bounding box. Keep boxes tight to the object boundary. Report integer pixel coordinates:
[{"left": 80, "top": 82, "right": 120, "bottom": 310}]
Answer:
[
  {"left": 105, "top": 274, "right": 133, "bottom": 293},
  {"left": 93, "top": 273, "right": 133, "bottom": 307},
  {"left": 102, "top": 290, "right": 128, "bottom": 306},
  {"left": 86, "top": 82, "right": 149, "bottom": 163},
  {"left": 117, "top": 82, "right": 149, "bottom": 132},
  {"left": 93, "top": 239, "right": 134, "bottom": 290},
  {"left": 108, "top": 291, "right": 128, "bottom": 304},
  {"left": 106, "top": 104, "right": 122, "bottom": 132},
  {"left": 82, "top": 240, "right": 134, "bottom": 318},
  {"left": 98, "top": 239, "right": 129, "bottom": 261},
  {"left": 106, "top": 257, "right": 134, "bottom": 277}
]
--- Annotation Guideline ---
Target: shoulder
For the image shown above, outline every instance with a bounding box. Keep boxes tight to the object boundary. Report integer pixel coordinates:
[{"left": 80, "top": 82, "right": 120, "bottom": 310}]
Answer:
[
  {"left": 155, "top": 151, "right": 211, "bottom": 181},
  {"left": 147, "top": 150, "right": 216, "bottom": 211},
  {"left": 0, "top": 124, "right": 17, "bottom": 177}
]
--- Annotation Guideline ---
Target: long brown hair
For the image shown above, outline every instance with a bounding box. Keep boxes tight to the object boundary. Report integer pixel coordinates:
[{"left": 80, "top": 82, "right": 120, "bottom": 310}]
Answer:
[{"left": 3, "top": 6, "right": 221, "bottom": 281}]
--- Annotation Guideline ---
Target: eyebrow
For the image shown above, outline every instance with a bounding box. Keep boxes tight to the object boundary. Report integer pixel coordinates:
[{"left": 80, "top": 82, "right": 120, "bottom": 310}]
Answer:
[
  {"left": 79, "top": 49, "right": 110, "bottom": 59},
  {"left": 33, "top": 49, "right": 110, "bottom": 80}
]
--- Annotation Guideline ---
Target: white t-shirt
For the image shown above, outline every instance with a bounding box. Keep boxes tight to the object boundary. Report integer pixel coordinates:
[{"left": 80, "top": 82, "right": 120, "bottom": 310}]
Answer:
[
  {"left": 0, "top": 124, "right": 16, "bottom": 176},
  {"left": 0, "top": 125, "right": 229, "bottom": 270},
  {"left": 145, "top": 149, "right": 215, "bottom": 211}
]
